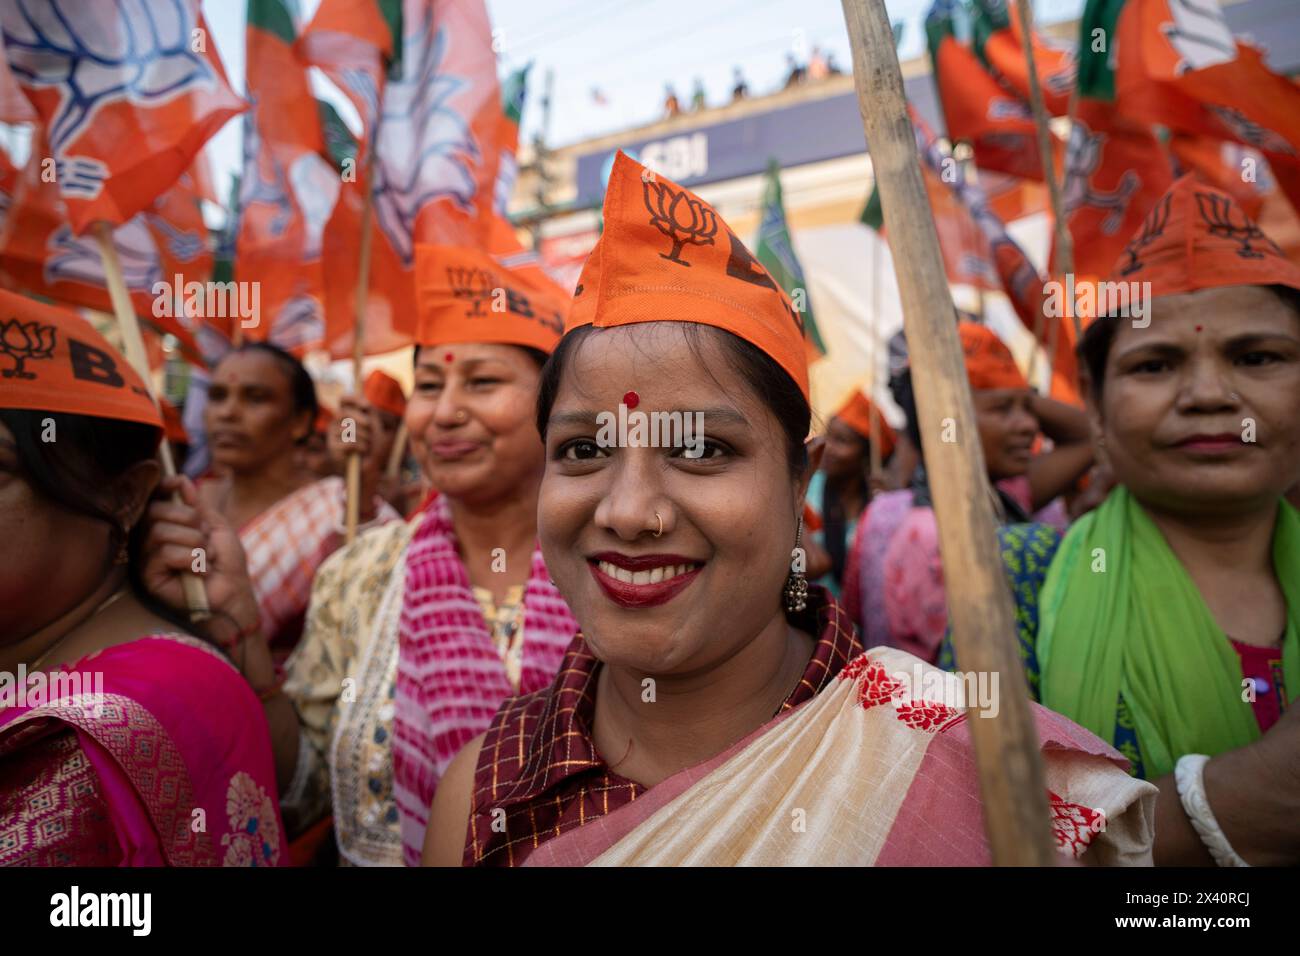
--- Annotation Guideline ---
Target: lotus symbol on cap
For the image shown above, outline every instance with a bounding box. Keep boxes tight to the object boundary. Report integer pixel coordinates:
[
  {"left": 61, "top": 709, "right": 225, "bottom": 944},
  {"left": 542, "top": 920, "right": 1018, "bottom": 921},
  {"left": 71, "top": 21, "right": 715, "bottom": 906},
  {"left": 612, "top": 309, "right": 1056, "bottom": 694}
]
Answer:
[
  {"left": 643, "top": 177, "right": 718, "bottom": 267},
  {"left": 1195, "top": 191, "right": 1279, "bottom": 260},
  {"left": 1118, "top": 192, "right": 1172, "bottom": 277},
  {"left": 449, "top": 266, "right": 495, "bottom": 317},
  {"left": 0, "top": 318, "right": 57, "bottom": 379}
]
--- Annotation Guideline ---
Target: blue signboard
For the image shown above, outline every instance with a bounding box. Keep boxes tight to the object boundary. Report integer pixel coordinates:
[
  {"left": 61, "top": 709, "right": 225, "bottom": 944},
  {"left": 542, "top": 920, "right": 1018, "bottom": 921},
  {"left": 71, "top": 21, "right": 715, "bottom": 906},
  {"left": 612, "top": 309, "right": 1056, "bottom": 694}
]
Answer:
[{"left": 572, "top": 74, "right": 942, "bottom": 208}]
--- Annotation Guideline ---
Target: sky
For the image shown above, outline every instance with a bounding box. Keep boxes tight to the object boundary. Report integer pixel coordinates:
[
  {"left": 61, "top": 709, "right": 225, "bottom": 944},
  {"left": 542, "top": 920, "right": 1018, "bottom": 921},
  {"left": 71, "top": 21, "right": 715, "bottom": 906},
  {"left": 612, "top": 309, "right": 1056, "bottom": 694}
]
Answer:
[{"left": 200, "top": 0, "right": 1087, "bottom": 210}]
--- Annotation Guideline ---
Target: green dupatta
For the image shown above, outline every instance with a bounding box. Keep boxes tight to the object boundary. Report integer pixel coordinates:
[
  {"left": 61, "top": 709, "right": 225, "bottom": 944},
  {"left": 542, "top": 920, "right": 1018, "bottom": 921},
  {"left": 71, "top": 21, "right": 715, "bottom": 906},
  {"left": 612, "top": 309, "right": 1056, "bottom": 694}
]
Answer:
[{"left": 1037, "top": 486, "right": 1300, "bottom": 780}]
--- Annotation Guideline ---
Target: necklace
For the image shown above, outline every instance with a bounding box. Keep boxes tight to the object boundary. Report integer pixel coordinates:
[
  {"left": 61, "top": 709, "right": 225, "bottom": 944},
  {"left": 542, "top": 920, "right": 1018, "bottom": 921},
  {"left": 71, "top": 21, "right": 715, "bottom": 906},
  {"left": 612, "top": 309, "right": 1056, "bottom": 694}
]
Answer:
[{"left": 29, "top": 587, "right": 129, "bottom": 672}]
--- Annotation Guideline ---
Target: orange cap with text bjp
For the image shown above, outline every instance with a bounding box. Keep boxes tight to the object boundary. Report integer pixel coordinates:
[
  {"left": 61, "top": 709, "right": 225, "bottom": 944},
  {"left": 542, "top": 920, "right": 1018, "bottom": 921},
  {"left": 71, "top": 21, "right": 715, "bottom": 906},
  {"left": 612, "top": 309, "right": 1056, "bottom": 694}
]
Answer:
[
  {"left": 833, "top": 389, "right": 897, "bottom": 460},
  {"left": 414, "top": 243, "right": 566, "bottom": 354},
  {"left": 0, "top": 289, "right": 162, "bottom": 432},
  {"left": 959, "top": 322, "right": 1029, "bottom": 392},
  {"left": 568, "top": 151, "right": 811, "bottom": 400},
  {"left": 363, "top": 369, "right": 407, "bottom": 419},
  {"left": 1108, "top": 174, "right": 1300, "bottom": 297}
]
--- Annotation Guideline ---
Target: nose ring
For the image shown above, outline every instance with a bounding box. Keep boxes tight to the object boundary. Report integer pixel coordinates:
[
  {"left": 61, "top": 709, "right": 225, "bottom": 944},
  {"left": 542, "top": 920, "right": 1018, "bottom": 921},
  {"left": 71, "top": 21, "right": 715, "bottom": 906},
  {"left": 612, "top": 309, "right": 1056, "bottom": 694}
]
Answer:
[
  {"left": 653, "top": 512, "right": 663, "bottom": 538},
  {"left": 456, "top": 409, "right": 467, "bottom": 422}
]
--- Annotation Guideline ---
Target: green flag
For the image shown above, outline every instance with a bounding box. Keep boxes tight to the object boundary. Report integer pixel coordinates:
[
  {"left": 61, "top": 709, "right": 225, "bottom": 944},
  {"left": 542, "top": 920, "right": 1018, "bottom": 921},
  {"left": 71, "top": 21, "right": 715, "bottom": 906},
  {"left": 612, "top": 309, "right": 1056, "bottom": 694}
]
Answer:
[
  {"left": 1078, "top": 0, "right": 1127, "bottom": 101},
  {"left": 756, "top": 159, "right": 826, "bottom": 356},
  {"left": 502, "top": 63, "right": 531, "bottom": 128},
  {"left": 859, "top": 183, "right": 884, "bottom": 231}
]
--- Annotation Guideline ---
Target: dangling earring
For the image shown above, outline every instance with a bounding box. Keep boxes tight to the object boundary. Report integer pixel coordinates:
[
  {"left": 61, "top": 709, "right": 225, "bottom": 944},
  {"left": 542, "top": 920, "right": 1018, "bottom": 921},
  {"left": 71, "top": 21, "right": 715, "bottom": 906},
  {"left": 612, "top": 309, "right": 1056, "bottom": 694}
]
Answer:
[
  {"left": 783, "top": 516, "right": 808, "bottom": 614},
  {"left": 114, "top": 526, "right": 130, "bottom": 565}
]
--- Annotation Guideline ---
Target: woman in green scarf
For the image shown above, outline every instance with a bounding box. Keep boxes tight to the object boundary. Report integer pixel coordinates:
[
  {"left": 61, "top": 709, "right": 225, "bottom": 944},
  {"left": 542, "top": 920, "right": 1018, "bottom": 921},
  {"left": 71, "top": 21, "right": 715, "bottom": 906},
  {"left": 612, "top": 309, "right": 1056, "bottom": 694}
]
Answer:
[{"left": 1036, "top": 176, "right": 1300, "bottom": 865}]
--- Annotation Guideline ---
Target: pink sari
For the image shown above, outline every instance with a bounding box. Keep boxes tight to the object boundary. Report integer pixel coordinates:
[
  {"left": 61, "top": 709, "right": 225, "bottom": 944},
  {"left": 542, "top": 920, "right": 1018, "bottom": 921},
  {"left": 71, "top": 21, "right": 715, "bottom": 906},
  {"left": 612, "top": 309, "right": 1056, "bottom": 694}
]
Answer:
[
  {"left": 0, "top": 634, "right": 288, "bottom": 867},
  {"left": 393, "top": 495, "right": 577, "bottom": 865}
]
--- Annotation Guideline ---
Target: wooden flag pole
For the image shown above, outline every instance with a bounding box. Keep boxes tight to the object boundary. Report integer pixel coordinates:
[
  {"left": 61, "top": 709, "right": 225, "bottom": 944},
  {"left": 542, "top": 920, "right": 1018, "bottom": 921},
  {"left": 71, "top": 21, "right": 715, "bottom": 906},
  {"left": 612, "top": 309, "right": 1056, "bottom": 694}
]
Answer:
[
  {"left": 385, "top": 422, "right": 408, "bottom": 481},
  {"left": 1015, "top": 0, "right": 1074, "bottom": 389},
  {"left": 840, "top": 0, "right": 1055, "bottom": 865},
  {"left": 94, "top": 222, "right": 211, "bottom": 623},
  {"left": 344, "top": 166, "right": 376, "bottom": 544},
  {"left": 867, "top": 237, "right": 883, "bottom": 480}
]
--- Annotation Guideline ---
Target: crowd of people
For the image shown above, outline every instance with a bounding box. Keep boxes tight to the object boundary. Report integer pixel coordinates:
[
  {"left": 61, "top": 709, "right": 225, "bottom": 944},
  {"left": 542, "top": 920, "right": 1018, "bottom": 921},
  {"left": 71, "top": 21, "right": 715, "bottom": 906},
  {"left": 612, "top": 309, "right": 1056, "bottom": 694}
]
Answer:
[
  {"left": 1, "top": 152, "right": 1296, "bottom": 868},
  {"left": 661, "top": 47, "right": 843, "bottom": 118}
]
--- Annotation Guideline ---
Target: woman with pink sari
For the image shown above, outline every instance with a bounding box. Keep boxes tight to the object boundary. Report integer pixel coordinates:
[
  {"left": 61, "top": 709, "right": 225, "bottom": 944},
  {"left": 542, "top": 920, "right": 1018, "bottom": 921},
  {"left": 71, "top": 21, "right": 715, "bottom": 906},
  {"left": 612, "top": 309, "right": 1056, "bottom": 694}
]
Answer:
[
  {"left": 0, "top": 293, "right": 286, "bottom": 866},
  {"left": 140, "top": 243, "right": 577, "bottom": 866},
  {"left": 424, "top": 153, "right": 1155, "bottom": 867}
]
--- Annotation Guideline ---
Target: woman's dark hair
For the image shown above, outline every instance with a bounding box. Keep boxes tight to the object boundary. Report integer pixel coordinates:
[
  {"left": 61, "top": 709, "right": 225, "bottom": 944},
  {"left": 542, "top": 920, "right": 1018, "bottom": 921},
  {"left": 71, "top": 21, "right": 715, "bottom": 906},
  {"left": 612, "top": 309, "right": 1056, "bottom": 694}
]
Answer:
[
  {"left": 1079, "top": 284, "right": 1300, "bottom": 399},
  {"left": 0, "top": 407, "right": 195, "bottom": 635},
  {"left": 535, "top": 324, "right": 810, "bottom": 476},
  {"left": 889, "top": 368, "right": 923, "bottom": 455},
  {"left": 221, "top": 342, "right": 318, "bottom": 441},
  {"left": 413, "top": 343, "right": 549, "bottom": 370}
]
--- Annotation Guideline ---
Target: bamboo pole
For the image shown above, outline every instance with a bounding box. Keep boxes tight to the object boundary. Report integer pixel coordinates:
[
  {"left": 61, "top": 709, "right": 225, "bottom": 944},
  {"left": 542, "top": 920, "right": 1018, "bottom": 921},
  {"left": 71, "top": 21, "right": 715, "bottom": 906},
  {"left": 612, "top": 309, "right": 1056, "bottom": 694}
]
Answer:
[
  {"left": 344, "top": 167, "right": 376, "bottom": 543},
  {"left": 1016, "top": 0, "right": 1073, "bottom": 392},
  {"left": 867, "top": 236, "right": 883, "bottom": 480},
  {"left": 840, "top": 0, "right": 1055, "bottom": 866},
  {"left": 94, "top": 223, "right": 211, "bottom": 623},
  {"left": 385, "top": 422, "right": 408, "bottom": 480}
]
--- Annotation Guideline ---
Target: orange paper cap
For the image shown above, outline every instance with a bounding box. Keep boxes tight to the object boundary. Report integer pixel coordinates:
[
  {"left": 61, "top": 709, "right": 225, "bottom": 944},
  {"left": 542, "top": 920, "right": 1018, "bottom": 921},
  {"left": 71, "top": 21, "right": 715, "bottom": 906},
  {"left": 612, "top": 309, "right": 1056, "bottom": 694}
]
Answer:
[
  {"left": 0, "top": 290, "right": 162, "bottom": 433},
  {"left": 363, "top": 370, "right": 407, "bottom": 419},
  {"left": 833, "top": 389, "right": 897, "bottom": 460},
  {"left": 959, "top": 322, "right": 1029, "bottom": 392},
  {"left": 1109, "top": 174, "right": 1300, "bottom": 298},
  {"left": 568, "top": 151, "right": 811, "bottom": 401},
  {"left": 414, "top": 244, "right": 566, "bottom": 354}
]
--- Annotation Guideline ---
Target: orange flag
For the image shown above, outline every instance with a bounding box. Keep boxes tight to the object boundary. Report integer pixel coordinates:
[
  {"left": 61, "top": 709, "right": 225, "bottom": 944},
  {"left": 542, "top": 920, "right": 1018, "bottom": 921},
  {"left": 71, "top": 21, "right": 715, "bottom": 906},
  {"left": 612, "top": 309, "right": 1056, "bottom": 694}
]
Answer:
[
  {"left": 1169, "top": 134, "right": 1272, "bottom": 221},
  {"left": 972, "top": 0, "right": 1076, "bottom": 116},
  {"left": 322, "top": 0, "right": 504, "bottom": 359},
  {"left": 1060, "top": 98, "right": 1173, "bottom": 280},
  {"left": 0, "top": 133, "right": 206, "bottom": 363},
  {"left": 926, "top": 0, "right": 1057, "bottom": 181},
  {"left": 1114, "top": 0, "right": 1300, "bottom": 215},
  {"left": 235, "top": 0, "right": 340, "bottom": 353},
  {"left": 0, "top": 1, "right": 244, "bottom": 233}
]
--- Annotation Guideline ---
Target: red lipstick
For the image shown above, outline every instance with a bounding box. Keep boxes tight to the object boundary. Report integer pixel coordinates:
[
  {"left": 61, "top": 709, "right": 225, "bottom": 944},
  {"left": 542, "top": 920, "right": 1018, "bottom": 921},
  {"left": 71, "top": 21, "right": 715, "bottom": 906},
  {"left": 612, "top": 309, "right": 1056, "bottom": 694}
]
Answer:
[{"left": 588, "top": 552, "right": 704, "bottom": 609}]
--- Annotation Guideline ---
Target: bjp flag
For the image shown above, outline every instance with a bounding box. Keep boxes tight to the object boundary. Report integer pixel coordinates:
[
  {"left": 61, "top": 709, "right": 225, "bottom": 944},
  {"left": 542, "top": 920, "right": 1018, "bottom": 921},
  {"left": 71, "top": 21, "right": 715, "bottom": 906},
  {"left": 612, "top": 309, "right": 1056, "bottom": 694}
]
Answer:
[
  {"left": 1169, "top": 134, "right": 1272, "bottom": 221},
  {"left": 971, "top": 0, "right": 1076, "bottom": 116},
  {"left": 1060, "top": 98, "right": 1172, "bottom": 280},
  {"left": 1113, "top": 0, "right": 1300, "bottom": 215},
  {"left": 235, "top": 0, "right": 343, "bottom": 354},
  {"left": 0, "top": 133, "right": 206, "bottom": 364},
  {"left": 298, "top": 0, "right": 401, "bottom": 155},
  {"left": 0, "top": 0, "right": 245, "bottom": 233},
  {"left": 926, "top": 0, "right": 1055, "bottom": 181},
  {"left": 322, "top": 0, "right": 504, "bottom": 359}
]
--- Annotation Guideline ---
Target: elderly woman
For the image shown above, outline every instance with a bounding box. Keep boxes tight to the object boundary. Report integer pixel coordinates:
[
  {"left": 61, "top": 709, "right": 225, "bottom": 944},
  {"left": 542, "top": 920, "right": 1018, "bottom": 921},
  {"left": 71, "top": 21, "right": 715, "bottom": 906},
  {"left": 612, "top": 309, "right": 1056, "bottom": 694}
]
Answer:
[
  {"left": 423, "top": 153, "right": 1154, "bottom": 867},
  {"left": 142, "top": 244, "right": 576, "bottom": 866},
  {"left": 0, "top": 293, "right": 285, "bottom": 866},
  {"left": 1031, "top": 176, "right": 1300, "bottom": 866}
]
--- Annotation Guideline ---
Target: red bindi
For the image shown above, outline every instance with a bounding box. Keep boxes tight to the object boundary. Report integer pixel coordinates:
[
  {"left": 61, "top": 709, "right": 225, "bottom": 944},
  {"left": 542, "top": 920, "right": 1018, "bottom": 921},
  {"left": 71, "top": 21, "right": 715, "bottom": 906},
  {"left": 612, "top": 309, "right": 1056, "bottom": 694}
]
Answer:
[
  {"left": 444, "top": 351, "right": 454, "bottom": 363},
  {"left": 622, "top": 390, "right": 639, "bottom": 409},
  {"left": 1195, "top": 325, "right": 1203, "bottom": 333}
]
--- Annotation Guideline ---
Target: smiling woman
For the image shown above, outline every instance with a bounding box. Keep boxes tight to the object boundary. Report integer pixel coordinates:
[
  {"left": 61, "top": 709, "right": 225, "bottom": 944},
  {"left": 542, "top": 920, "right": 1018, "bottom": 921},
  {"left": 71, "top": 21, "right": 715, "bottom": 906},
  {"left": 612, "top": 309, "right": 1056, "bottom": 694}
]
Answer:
[{"left": 422, "top": 151, "right": 1155, "bottom": 868}]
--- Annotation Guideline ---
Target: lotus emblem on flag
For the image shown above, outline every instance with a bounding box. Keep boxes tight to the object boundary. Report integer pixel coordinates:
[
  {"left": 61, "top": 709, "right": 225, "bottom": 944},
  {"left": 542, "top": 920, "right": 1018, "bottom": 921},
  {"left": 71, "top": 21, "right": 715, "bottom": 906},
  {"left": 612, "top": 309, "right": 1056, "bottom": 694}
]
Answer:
[
  {"left": 0, "top": 317, "right": 56, "bottom": 379},
  {"left": 46, "top": 220, "right": 162, "bottom": 294},
  {"left": 373, "top": 10, "right": 484, "bottom": 268},
  {"left": 448, "top": 266, "right": 495, "bottom": 317},
  {"left": 1195, "top": 191, "right": 1280, "bottom": 260},
  {"left": 1063, "top": 124, "right": 1140, "bottom": 234},
  {"left": 0, "top": 0, "right": 220, "bottom": 201},
  {"left": 643, "top": 177, "right": 718, "bottom": 266}
]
